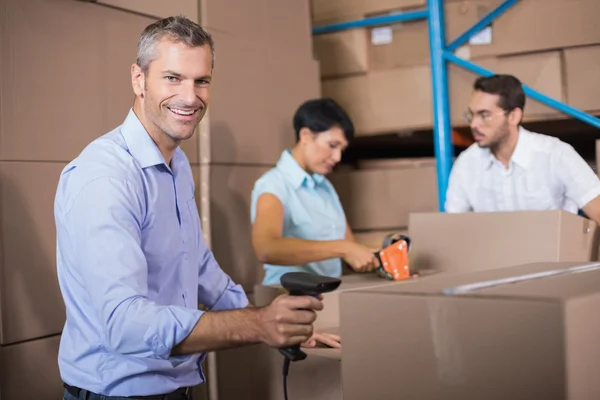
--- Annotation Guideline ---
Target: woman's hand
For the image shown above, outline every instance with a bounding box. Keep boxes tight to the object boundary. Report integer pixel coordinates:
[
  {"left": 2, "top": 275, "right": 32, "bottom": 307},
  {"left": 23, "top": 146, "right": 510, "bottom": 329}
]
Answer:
[{"left": 301, "top": 331, "right": 341, "bottom": 349}]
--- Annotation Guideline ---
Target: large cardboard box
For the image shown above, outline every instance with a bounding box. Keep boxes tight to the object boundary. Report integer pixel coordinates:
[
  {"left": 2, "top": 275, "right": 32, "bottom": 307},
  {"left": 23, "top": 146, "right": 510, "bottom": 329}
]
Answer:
[
  {"left": 564, "top": 45, "right": 600, "bottom": 114},
  {"left": 468, "top": 0, "right": 600, "bottom": 58},
  {"left": 409, "top": 211, "right": 599, "bottom": 275},
  {"left": 0, "top": 0, "right": 161, "bottom": 163},
  {"left": 0, "top": 163, "right": 66, "bottom": 344},
  {"left": 322, "top": 64, "right": 434, "bottom": 134},
  {"left": 214, "top": 274, "right": 397, "bottom": 400},
  {"left": 311, "top": 0, "right": 426, "bottom": 25},
  {"left": 329, "top": 165, "right": 439, "bottom": 230},
  {"left": 339, "top": 261, "right": 600, "bottom": 400},
  {"left": 0, "top": 334, "right": 62, "bottom": 399}
]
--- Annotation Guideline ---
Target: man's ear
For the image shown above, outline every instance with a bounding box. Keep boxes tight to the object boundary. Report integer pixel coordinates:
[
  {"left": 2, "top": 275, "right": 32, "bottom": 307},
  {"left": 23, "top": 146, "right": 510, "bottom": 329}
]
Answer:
[
  {"left": 298, "top": 127, "right": 313, "bottom": 144},
  {"left": 131, "top": 64, "right": 145, "bottom": 98},
  {"left": 509, "top": 107, "right": 523, "bottom": 125}
]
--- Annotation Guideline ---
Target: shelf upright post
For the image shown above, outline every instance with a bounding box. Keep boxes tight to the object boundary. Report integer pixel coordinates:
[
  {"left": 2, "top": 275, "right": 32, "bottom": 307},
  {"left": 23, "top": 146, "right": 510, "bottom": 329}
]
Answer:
[{"left": 427, "top": 0, "right": 453, "bottom": 212}]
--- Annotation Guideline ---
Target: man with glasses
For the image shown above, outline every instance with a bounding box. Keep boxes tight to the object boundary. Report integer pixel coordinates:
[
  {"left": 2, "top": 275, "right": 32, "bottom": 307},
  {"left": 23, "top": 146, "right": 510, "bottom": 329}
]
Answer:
[{"left": 445, "top": 74, "right": 600, "bottom": 225}]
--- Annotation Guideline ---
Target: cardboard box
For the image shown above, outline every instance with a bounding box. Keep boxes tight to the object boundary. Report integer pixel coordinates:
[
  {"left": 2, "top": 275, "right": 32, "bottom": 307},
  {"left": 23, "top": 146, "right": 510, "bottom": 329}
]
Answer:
[
  {"left": 311, "top": 0, "right": 426, "bottom": 25},
  {"left": 371, "top": 0, "right": 504, "bottom": 70},
  {"left": 468, "top": 0, "right": 600, "bottom": 58},
  {"left": 339, "top": 261, "right": 600, "bottom": 400},
  {"left": 449, "top": 51, "right": 565, "bottom": 125},
  {"left": 214, "top": 274, "right": 397, "bottom": 400},
  {"left": 0, "top": 163, "right": 66, "bottom": 344},
  {"left": 564, "top": 45, "right": 600, "bottom": 114},
  {"left": 197, "top": 164, "right": 271, "bottom": 291},
  {"left": 0, "top": 0, "right": 162, "bottom": 162},
  {"left": 329, "top": 165, "right": 439, "bottom": 230},
  {"left": 0, "top": 334, "right": 62, "bottom": 399},
  {"left": 322, "top": 64, "right": 434, "bottom": 134},
  {"left": 313, "top": 29, "right": 370, "bottom": 79},
  {"left": 408, "top": 211, "right": 599, "bottom": 275},
  {"left": 314, "top": 0, "right": 503, "bottom": 77}
]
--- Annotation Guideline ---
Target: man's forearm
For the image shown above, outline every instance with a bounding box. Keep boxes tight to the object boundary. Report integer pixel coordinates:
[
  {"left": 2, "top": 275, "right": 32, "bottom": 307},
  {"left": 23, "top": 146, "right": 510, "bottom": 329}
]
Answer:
[
  {"left": 255, "top": 237, "right": 347, "bottom": 266},
  {"left": 171, "top": 307, "right": 264, "bottom": 355}
]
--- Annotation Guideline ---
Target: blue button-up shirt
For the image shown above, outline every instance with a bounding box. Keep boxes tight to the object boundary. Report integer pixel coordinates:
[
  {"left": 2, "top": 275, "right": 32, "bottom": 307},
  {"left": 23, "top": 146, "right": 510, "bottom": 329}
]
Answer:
[
  {"left": 250, "top": 150, "right": 347, "bottom": 285},
  {"left": 54, "top": 109, "right": 248, "bottom": 396}
]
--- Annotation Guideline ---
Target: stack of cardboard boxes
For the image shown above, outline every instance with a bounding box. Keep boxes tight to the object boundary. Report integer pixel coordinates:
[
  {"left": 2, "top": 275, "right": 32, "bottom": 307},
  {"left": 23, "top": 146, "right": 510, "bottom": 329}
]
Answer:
[{"left": 314, "top": 0, "right": 600, "bottom": 135}]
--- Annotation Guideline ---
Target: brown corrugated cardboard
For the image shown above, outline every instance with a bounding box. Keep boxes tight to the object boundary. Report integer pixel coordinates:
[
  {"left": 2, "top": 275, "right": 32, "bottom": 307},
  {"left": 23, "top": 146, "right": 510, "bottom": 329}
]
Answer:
[
  {"left": 311, "top": 0, "right": 426, "bottom": 25},
  {"left": 313, "top": 29, "right": 370, "bottom": 78},
  {"left": 315, "top": 0, "right": 502, "bottom": 76},
  {"left": 0, "top": 0, "right": 169, "bottom": 163},
  {"left": 356, "top": 157, "right": 436, "bottom": 169},
  {"left": 96, "top": 0, "right": 198, "bottom": 20},
  {"left": 449, "top": 51, "right": 565, "bottom": 125},
  {"left": 408, "top": 211, "right": 599, "bottom": 275},
  {"left": 197, "top": 164, "right": 271, "bottom": 291},
  {"left": 0, "top": 334, "right": 62, "bottom": 399},
  {"left": 0, "top": 162, "right": 66, "bottom": 344},
  {"left": 564, "top": 45, "right": 600, "bottom": 114},
  {"left": 322, "top": 64, "right": 433, "bottom": 134},
  {"left": 205, "top": 30, "right": 320, "bottom": 164},
  {"left": 339, "top": 261, "right": 600, "bottom": 400},
  {"left": 329, "top": 166, "right": 438, "bottom": 230},
  {"left": 468, "top": 0, "right": 600, "bottom": 58}
]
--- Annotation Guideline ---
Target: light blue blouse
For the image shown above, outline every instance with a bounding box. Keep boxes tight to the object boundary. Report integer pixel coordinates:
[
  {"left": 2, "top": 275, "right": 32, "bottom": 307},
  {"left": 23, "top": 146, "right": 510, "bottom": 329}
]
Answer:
[{"left": 251, "top": 150, "right": 347, "bottom": 285}]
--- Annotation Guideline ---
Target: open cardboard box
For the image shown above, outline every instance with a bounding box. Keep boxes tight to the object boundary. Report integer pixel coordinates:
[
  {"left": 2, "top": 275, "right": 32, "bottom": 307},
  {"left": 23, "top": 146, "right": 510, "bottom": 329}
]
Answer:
[{"left": 339, "top": 261, "right": 600, "bottom": 400}]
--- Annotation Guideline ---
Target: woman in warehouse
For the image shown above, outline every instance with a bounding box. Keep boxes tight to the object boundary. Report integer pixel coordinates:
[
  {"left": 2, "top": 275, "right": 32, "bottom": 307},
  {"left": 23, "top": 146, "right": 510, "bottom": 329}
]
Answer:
[{"left": 250, "top": 98, "right": 379, "bottom": 288}]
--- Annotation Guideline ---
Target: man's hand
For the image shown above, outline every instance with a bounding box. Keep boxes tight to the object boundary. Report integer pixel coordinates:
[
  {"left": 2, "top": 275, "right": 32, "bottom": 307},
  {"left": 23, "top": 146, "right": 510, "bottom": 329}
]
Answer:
[
  {"left": 301, "top": 332, "right": 341, "bottom": 349},
  {"left": 258, "top": 294, "right": 324, "bottom": 348},
  {"left": 341, "top": 241, "right": 380, "bottom": 272}
]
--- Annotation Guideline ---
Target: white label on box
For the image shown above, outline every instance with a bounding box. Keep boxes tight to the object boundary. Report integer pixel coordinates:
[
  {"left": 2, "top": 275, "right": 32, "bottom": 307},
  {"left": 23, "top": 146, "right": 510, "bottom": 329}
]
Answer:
[
  {"left": 371, "top": 26, "right": 393, "bottom": 45},
  {"left": 468, "top": 26, "right": 492, "bottom": 45}
]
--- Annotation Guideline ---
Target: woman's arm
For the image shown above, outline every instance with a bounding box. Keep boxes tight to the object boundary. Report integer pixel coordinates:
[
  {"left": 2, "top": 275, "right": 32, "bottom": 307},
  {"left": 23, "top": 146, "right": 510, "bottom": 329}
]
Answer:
[{"left": 251, "top": 193, "right": 349, "bottom": 266}]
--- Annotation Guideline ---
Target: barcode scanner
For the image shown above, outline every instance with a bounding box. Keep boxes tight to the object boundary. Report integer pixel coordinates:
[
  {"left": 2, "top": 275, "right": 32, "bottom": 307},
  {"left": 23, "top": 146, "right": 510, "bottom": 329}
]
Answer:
[{"left": 278, "top": 272, "right": 342, "bottom": 399}]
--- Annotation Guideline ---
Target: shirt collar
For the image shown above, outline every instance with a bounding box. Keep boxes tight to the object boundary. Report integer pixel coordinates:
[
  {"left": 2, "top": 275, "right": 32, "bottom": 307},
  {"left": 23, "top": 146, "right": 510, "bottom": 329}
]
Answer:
[
  {"left": 276, "top": 150, "right": 325, "bottom": 189},
  {"left": 510, "top": 126, "right": 532, "bottom": 169},
  {"left": 480, "top": 126, "right": 531, "bottom": 170},
  {"left": 121, "top": 108, "right": 185, "bottom": 170}
]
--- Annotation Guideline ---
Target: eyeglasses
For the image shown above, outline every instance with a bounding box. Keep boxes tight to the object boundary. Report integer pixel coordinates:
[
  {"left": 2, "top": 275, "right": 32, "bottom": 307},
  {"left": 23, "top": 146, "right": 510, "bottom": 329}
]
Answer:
[{"left": 464, "top": 110, "right": 509, "bottom": 124}]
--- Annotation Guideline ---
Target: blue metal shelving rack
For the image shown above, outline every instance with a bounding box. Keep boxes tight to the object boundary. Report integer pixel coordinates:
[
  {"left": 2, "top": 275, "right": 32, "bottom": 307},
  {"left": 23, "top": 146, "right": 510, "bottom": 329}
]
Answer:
[{"left": 312, "top": 0, "right": 600, "bottom": 211}]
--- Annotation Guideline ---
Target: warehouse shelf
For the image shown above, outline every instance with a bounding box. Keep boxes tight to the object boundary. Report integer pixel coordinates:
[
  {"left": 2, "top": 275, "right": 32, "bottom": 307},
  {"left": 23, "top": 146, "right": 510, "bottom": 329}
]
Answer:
[{"left": 312, "top": 0, "right": 600, "bottom": 211}]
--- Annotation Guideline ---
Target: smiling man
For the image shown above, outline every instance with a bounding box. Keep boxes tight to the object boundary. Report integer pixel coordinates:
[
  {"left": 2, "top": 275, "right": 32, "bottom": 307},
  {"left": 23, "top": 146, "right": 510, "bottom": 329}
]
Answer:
[
  {"left": 445, "top": 74, "right": 600, "bottom": 225},
  {"left": 54, "top": 16, "right": 325, "bottom": 400}
]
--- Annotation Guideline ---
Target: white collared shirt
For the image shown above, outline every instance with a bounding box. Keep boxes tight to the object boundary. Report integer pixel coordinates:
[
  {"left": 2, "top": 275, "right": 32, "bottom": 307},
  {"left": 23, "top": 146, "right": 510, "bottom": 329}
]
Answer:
[{"left": 445, "top": 127, "right": 600, "bottom": 214}]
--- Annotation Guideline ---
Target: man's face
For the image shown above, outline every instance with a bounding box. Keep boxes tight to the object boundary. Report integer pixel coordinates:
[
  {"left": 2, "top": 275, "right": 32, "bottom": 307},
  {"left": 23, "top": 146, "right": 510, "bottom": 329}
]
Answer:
[
  {"left": 303, "top": 126, "right": 348, "bottom": 175},
  {"left": 466, "top": 91, "right": 511, "bottom": 149},
  {"left": 133, "top": 38, "right": 212, "bottom": 143}
]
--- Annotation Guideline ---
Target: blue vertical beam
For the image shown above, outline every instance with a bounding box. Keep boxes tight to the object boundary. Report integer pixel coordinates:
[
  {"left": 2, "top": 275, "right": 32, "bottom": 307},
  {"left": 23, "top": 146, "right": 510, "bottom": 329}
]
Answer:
[{"left": 428, "top": 0, "right": 453, "bottom": 212}]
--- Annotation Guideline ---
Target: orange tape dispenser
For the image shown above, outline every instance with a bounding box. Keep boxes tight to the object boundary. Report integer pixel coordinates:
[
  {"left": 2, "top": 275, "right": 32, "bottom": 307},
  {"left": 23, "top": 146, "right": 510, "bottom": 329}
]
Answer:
[{"left": 375, "top": 232, "right": 412, "bottom": 281}]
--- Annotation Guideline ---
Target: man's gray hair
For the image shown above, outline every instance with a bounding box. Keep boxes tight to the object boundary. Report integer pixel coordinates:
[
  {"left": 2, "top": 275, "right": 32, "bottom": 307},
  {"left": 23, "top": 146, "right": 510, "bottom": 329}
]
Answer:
[{"left": 136, "top": 15, "right": 215, "bottom": 73}]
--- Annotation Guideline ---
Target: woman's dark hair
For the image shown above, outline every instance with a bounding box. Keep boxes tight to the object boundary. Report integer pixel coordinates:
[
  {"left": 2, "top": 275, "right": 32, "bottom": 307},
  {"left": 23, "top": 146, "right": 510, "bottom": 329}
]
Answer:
[
  {"left": 474, "top": 74, "right": 526, "bottom": 113},
  {"left": 293, "top": 98, "right": 354, "bottom": 141}
]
